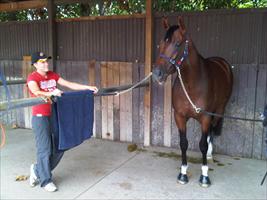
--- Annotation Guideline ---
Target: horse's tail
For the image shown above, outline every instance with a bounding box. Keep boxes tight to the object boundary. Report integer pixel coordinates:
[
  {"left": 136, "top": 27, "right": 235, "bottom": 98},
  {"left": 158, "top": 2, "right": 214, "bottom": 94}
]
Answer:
[{"left": 210, "top": 117, "right": 224, "bottom": 136}]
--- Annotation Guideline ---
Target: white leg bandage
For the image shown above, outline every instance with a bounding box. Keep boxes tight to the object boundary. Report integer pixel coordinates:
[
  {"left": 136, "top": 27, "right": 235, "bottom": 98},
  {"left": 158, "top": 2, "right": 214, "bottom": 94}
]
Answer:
[
  {"left": 201, "top": 165, "right": 209, "bottom": 176},
  {"left": 181, "top": 165, "right": 188, "bottom": 175}
]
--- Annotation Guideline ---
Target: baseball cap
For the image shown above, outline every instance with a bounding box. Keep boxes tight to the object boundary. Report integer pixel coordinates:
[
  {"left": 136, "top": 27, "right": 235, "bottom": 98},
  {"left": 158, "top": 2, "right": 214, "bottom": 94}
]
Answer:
[{"left": 31, "top": 52, "right": 51, "bottom": 64}]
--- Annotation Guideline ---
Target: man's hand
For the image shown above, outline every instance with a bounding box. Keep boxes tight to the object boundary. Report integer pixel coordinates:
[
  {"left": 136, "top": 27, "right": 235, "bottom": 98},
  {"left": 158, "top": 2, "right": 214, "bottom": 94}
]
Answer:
[
  {"left": 88, "top": 86, "right": 98, "bottom": 94},
  {"left": 51, "top": 88, "right": 63, "bottom": 97}
]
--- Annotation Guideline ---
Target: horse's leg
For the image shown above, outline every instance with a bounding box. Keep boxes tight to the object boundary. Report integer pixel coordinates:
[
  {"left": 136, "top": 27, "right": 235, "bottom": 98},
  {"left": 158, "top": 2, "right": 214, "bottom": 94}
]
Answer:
[
  {"left": 206, "top": 133, "right": 213, "bottom": 160},
  {"left": 199, "top": 116, "right": 212, "bottom": 187},
  {"left": 174, "top": 112, "right": 189, "bottom": 184},
  {"left": 207, "top": 111, "right": 225, "bottom": 160},
  {"left": 211, "top": 117, "right": 224, "bottom": 136}
]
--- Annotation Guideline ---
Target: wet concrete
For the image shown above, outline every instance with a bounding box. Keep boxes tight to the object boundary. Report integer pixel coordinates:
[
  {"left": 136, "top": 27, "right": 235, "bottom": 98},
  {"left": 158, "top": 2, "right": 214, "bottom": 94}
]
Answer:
[{"left": 1, "top": 128, "right": 266, "bottom": 199}]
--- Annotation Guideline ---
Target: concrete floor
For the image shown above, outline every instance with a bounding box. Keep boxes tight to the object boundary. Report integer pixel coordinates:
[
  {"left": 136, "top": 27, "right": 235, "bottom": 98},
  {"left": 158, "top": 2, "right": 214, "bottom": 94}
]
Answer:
[{"left": 1, "top": 128, "right": 266, "bottom": 199}]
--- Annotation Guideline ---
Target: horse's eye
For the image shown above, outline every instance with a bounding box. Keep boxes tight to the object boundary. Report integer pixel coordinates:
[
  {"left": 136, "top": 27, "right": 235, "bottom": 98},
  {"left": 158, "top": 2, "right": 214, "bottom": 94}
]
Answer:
[{"left": 165, "top": 38, "right": 169, "bottom": 43}]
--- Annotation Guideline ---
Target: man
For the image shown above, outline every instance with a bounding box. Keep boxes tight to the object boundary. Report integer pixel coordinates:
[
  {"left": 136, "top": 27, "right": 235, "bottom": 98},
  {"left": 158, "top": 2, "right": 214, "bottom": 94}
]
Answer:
[{"left": 27, "top": 52, "right": 98, "bottom": 192}]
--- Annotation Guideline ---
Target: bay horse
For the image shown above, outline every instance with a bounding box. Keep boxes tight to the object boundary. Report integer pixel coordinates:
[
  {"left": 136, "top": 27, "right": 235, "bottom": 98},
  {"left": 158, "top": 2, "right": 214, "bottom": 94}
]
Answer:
[{"left": 153, "top": 17, "right": 233, "bottom": 187}]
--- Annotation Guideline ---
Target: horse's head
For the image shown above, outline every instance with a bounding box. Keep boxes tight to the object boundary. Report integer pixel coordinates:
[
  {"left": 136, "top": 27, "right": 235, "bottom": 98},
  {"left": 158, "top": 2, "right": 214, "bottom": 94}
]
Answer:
[{"left": 153, "top": 16, "right": 187, "bottom": 84}]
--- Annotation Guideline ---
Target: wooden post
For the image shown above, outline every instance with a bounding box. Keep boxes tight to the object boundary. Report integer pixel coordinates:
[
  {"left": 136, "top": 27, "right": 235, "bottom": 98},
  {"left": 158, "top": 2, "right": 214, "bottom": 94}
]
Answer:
[
  {"left": 144, "top": 0, "right": 153, "bottom": 146},
  {"left": 47, "top": 0, "right": 57, "bottom": 72},
  {"left": 22, "top": 56, "right": 34, "bottom": 128},
  {"left": 88, "top": 60, "right": 96, "bottom": 137}
]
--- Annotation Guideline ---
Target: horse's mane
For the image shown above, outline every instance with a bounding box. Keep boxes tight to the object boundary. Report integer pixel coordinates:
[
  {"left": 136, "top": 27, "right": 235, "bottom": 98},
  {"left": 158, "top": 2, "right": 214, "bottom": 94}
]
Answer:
[{"left": 164, "top": 25, "right": 179, "bottom": 41}]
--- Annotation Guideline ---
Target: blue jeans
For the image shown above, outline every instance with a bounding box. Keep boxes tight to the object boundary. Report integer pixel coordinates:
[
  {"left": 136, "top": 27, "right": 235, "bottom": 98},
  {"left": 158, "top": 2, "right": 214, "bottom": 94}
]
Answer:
[{"left": 32, "top": 116, "right": 64, "bottom": 187}]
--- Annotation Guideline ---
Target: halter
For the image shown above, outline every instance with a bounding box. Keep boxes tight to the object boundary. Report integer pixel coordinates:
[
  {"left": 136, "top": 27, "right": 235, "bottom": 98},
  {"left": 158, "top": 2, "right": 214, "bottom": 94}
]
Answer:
[{"left": 160, "top": 39, "right": 189, "bottom": 70}]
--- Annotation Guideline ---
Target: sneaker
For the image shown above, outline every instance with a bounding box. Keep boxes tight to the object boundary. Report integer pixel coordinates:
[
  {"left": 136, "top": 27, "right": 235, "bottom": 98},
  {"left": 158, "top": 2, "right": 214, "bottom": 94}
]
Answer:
[
  {"left": 44, "top": 182, "right": 57, "bottom": 192},
  {"left": 29, "top": 164, "right": 38, "bottom": 187}
]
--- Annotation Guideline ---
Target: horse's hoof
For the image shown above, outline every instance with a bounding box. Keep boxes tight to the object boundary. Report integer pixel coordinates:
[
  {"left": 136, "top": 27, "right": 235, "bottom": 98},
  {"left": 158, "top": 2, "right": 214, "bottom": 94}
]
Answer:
[
  {"left": 177, "top": 173, "right": 189, "bottom": 185},
  {"left": 199, "top": 175, "right": 211, "bottom": 188}
]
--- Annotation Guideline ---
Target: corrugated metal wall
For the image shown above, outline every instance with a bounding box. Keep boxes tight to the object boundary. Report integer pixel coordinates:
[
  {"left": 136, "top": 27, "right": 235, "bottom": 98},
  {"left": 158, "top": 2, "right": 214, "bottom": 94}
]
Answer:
[
  {"left": 0, "top": 21, "right": 48, "bottom": 60},
  {"left": 0, "top": 18, "right": 145, "bottom": 62},
  {"left": 0, "top": 9, "right": 266, "bottom": 159},
  {"left": 57, "top": 18, "right": 145, "bottom": 62},
  {"left": 1, "top": 9, "right": 265, "bottom": 64}
]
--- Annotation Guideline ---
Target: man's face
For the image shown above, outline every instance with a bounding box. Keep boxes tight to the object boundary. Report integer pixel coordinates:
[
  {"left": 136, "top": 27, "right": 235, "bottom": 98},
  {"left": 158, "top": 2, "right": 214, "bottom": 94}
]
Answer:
[{"left": 34, "top": 59, "right": 49, "bottom": 72}]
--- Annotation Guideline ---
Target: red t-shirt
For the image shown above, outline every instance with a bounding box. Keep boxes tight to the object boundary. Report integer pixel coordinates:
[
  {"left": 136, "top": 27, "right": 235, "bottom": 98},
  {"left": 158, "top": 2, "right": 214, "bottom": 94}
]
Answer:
[{"left": 27, "top": 71, "right": 60, "bottom": 116}]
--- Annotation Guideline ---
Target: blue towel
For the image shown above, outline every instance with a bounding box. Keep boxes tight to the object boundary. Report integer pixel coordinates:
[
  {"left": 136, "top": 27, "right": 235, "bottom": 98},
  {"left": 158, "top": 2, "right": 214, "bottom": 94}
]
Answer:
[{"left": 51, "top": 90, "right": 94, "bottom": 151}]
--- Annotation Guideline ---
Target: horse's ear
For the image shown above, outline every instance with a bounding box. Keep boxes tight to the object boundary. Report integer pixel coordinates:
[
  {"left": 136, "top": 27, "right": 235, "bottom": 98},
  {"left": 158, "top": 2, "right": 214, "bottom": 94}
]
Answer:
[
  {"left": 178, "top": 16, "right": 186, "bottom": 32},
  {"left": 162, "top": 17, "right": 169, "bottom": 30}
]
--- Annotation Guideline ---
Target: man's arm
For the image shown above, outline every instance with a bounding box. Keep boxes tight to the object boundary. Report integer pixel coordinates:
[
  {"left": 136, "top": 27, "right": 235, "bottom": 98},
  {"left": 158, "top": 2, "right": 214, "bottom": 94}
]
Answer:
[
  {"left": 57, "top": 77, "right": 98, "bottom": 93},
  {"left": 28, "top": 81, "right": 61, "bottom": 97}
]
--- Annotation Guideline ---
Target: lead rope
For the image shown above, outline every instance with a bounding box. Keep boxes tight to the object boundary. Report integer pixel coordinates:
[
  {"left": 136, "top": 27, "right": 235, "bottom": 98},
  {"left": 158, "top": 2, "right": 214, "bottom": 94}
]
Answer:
[
  {"left": 176, "top": 67, "right": 201, "bottom": 113},
  {"left": 115, "top": 72, "right": 152, "bottom": 96}
]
